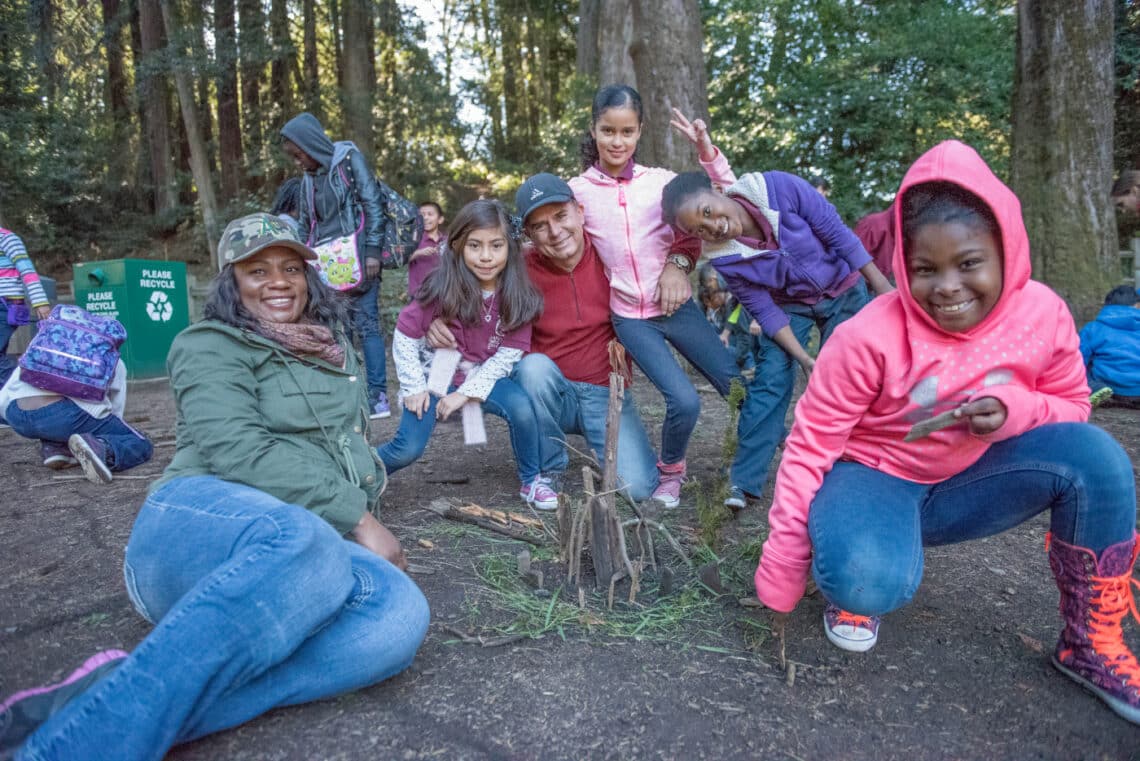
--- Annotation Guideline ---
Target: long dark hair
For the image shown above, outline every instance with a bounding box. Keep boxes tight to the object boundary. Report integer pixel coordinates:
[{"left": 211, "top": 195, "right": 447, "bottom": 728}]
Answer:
[
  {"left": 415, "top": 199, "right": 542, "bottom": 332},
  {"left": 901, "top": 181, "right": 1001, "bottom": 261},
  {"left": 204, "top": 258, "right": 351, "bottom": 334},
  {"left": 578, "top": 84, "right": 644, "bottom": 171}
]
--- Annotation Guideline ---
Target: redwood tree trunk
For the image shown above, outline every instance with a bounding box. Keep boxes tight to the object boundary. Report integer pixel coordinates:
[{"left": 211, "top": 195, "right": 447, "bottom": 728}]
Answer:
[
  {"left": 238, "top": 0, "right": 264, "bottom": 185},
  {"left": 341, "top": 0, "right": 374, "bottom": 157},
  {"left": 136, "top": 0, "right": 178, "bottom": 214},
  {"left": 1010, "top": 0, "right": 1116, "bottom": 314},
  {"left": 629, "top": 0, "right": 708, "bottom": 170},
  {"left": 595, "top": 0, "right": 635, "bottom": 87},
  {"left": 100, "top": 0, "right": 133, "bottom": 197},
  {"left": 215, "top": 0, "right": 242, "bottom": 203}
]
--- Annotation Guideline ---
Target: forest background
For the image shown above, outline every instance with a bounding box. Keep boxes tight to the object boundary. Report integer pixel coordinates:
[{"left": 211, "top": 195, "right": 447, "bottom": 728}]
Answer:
[{"left": 0, "top": 0, "right": 1137, "bottom": 316}]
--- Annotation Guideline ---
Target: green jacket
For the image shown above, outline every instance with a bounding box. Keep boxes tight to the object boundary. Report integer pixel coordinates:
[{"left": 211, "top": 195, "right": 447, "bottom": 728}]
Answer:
[{"left": 152, "top": 320, "right": 385, "bottom": 534}]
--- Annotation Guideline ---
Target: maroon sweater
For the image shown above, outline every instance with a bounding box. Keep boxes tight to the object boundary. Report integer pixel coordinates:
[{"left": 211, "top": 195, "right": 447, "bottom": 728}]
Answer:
[{"left": 525, "top": 233, "right": 616, "bottom": 386}]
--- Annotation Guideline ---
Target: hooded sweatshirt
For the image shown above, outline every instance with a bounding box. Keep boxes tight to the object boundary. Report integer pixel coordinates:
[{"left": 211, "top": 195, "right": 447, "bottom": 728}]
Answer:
[
  {"left": 280, "top": 113, "right": 384, "bottom": 261},
  {"left": 1079, "top": 303, "right": 1140, "bottom": 396},
  {"left": 754, "top": 140, "right": 1090, "bottom": 613}
]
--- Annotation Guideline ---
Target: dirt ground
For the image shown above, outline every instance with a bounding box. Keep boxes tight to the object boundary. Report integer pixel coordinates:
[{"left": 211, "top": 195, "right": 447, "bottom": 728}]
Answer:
[{"left": 2, "top": 366, "right": 1140, "bottom": 761}]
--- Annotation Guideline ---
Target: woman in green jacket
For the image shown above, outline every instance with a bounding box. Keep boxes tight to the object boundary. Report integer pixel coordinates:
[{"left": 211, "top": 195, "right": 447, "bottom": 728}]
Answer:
[{"left": 4, "top": 213, "right": 429, "bottom": 761}]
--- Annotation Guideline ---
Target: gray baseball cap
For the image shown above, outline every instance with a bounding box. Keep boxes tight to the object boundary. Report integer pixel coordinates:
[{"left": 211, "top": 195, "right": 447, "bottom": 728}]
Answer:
[
  {"left": 515, "top": 173, "right": 576, "bottom": 223},
  {"left": 217, "top": 212, "right": 317, "bottom": 268}
]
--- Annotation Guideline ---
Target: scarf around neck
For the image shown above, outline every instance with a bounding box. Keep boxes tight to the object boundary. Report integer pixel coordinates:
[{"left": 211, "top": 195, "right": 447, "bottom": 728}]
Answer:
[{"left": 256, "top": 320, "right": 346, "bottom": 367}]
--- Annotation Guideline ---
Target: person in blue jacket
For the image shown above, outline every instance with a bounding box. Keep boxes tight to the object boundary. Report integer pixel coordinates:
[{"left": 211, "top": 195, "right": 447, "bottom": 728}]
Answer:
[{"left": 1080, "top": 284, "right": 1140, "bottom": 408}]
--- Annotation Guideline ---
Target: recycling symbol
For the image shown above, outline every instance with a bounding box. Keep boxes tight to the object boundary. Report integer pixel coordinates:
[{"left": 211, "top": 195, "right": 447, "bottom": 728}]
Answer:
[{"left": 146, "top": 290, "right": 173, "bottom": 322}]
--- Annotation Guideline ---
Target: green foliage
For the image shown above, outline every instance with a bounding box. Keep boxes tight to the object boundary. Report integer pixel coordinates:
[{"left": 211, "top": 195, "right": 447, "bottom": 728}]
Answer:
[{"left": 702, "top": 0, "right": 1016, "bottom": 222}]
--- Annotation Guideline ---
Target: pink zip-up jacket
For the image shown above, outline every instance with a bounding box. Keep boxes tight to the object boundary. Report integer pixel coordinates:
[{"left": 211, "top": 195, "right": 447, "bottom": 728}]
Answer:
[
  {"left": 569, "top": 153, "right": 735, "bottom": 319},
  {"left": 754, "top": 140, "right": 1090, "bottom": 613}
]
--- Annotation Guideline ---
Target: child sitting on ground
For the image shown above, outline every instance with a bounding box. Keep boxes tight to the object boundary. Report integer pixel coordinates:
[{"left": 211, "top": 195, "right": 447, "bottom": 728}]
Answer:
[
  {"left": 0, "top": 306, "right": 153, "bottom": 482},
  {"left": 1079, "top": 284, "right": 1140, "bottom": 409},
  {"left": 754, "top": 140, "right": 1140, "bottom": 725}
]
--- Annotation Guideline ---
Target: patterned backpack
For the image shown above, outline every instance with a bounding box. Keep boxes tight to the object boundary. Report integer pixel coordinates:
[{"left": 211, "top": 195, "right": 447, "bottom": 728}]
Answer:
[{"left": 19, "top": 305, "right": 127, "bottom": 401}]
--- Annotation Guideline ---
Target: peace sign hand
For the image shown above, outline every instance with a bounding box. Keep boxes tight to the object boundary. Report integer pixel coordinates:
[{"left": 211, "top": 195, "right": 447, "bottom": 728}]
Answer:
[{"left": 669, "top": 108, "right": 716, "bottom": 163}]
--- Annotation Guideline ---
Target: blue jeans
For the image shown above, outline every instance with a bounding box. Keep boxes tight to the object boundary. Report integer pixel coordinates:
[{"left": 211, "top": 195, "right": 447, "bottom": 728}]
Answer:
[
  {"left": 0, "top": 298, "right": 20, "bottom": 387},
  {"left": 351, "top": 277, "right": 387, "bottom": 403},
  {"left": 18, "top": 475, "right": 430, "bottom": 761},
  {"left": 378, "top": 377, "right": 543, "bottom": 484},
  {"left": 731, "top": 281, "right": 869, "bottom": 494},
  {"left": 512, "top": 353, "right": 659, "bottom": 502},
  {"left": 808, "top": 423, "right": 1137, "bottom": 617},
  {"left": 612, "top": 299, "right": 741, "bottom": 464},
  {"left": 4, "top": 399, "right": 153, "bottom": 471}
]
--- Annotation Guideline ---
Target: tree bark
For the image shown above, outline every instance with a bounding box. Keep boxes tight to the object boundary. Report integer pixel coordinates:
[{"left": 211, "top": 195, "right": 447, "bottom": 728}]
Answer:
[
  {"left": 629, "top": 0, "right": 708, "bottom": 170},
  {"left": 1010, "top": 0, "right": 1116, "bottom": 313},
  {"left": 238, "top": 0, "right": 265, "bottom": 184},
  {"left": 159, "top": 0, "right": 220, "bottom": 263},
  {"left": 100, "top": 0, "right": 133, "bottom": 197},
  {"left": 596, "top": 0, "right": 635, "bottom": 88},
  {"left": 136, "top": 0, "right": 178, "bottom": 214},
  {"left": 215, "top": 0, "right": 242, "bottom": 203},
  {"left": 302, "top": 0, "right": 321, "bottom": 116},
  {"left": 341, "top": 0, "right": 375, "bottom": 158},
  {"left": 576, "top": 0, "right": 599, "bottom": 80},
  {"left": 269, "top": 0, "right": 295, "bottom": 124}
]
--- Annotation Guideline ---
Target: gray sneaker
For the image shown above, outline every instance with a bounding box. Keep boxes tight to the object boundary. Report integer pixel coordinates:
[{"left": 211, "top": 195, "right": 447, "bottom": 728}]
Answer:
[{"left": 724, "top": 485, "right": 747, "bottom": 511}]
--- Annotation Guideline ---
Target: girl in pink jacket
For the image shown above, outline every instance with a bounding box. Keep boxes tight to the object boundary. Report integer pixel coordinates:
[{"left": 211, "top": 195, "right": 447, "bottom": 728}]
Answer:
[
  {"left": 567, "top": 85, "right": 740, "bottom": 509},
  {"left": 754, "top": 140, "right": 1140, "bottom": 725}
]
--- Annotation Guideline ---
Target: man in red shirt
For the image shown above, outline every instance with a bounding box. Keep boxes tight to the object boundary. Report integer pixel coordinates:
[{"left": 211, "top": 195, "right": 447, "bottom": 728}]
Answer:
[{"left": 510, "top": 173, "right": 659, "bottom": 501}]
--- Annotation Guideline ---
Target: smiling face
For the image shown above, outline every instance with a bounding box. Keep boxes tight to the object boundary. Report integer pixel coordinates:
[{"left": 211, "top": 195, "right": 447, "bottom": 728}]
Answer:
[
  {"left": 234, "top": 246, "right": 310, "bottom": 323},
  {"left": 283, "top": 139, "right": 321, "bottom": 172},
  {"left": 906, "top": 221, "right": 1003, "bottom": 332},
  {"left": 462, "top": 225, "right": 510, "bottom": 289},
  {"left": 674, "top": 189, "right": 751, "bottom": 243},
  {"left": 591, "top": 106, "right": 642, "bottom": 177},
  {"left": 524, "top": 201, "right": 586, "bottom": 272},
  {"left": 420, "top": 204, "right": 442, "bottom": 235}
]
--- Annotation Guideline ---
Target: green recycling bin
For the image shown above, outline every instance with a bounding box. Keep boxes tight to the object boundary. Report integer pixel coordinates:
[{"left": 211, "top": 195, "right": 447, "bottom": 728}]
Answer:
[{"left": 72, "top": 259, "right": 190, "bottom": 378}]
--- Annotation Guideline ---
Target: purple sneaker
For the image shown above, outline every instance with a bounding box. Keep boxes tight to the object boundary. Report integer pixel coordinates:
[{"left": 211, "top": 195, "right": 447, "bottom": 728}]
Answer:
[
  {"left": 823, "top": 602, "right": 881, "bottom": 652},
  {"left": 0, "top": 650, "right": 128, "bottom": 756},
  {"left": 40, "top": 441, "right": 78, "bottom": 470},
  {"left": 370, "top": 393, "right": 392, "bottom": 420},
  {"left": 68, "top": 434, "right": 112, "bottom": 484}
]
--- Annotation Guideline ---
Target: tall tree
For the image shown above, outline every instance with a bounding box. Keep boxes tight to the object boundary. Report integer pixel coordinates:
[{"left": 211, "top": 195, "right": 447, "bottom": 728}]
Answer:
[
  {"left": 100, "top": 0, "right": 133, "bottom": 197},
  {"left": 1011, "top": 0, "right": 1116, "bottom": 310},
  {"left": 215, "top": 0, "right": 243, "bottom": 203},
  {"left": 302, "top": 0, "right": 321, "bottom": 116},
  {"left": 159, "top": 0, "right": 220, "bottom": 260},
  {"left": 341, "top": 0, "right": 375, "bottom": 157},
  {"left": 136, "top": 0, "right": 178, "bottom": 214},
  {"left": 238, "top": 0, "right": 265, "bottom": 182},
  {"left": 269, "top": 0, "right": 295, "bottom": 125}
]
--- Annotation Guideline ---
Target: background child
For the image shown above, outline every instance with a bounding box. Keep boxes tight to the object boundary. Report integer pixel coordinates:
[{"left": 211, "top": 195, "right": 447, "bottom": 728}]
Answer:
[
  {"left": 1079, "top": 284, "right": 1140, "bottom": 409},
  {"left": 377, "top": 200, "right": 557, "bottom": 509},
  {"left": 568, "top": 85, "right": 740, "bottom": 509},
  {"left": 697, "top": 262, "right": 757, "bottom": 373},
  {"left": 269, "top": 177, "right": 302, "bottom": 234},
  {"left": 754, "top": 140, "right": 1139, "bottom": 725},
  {"left": 661, "top": 162, "right": 893, "bottom": 510},
  {"left": 0, "top": 227, "right": 52, "bottom": 388},
  {"left": 0, "top": 357, "right": 153, "bottom": 482},
  {"left": 407, "top": 201, "right": 446, "bottom": 298}
]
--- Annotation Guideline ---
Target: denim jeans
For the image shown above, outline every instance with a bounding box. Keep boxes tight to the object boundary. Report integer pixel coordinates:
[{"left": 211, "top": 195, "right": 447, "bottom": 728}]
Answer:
[
  {"left": 377, "top": 377, "right": 543, "bottom": 484},
  {"left": 808, "top": 423, "right": 1137, "bottom": 617},
  {"left": 612, "top": 299, "right": 741, "bottom": 464},
  {"left": 511, "top": 353, "right": 659, "bottom": 502},
  {"left": 3, "top": 399, "right": 153, "bottom": 471},
  {"left": 731, "top": 281, "right": 869, "bottom": 495},
  {"left": 18, "top": 475, "right": 430, "bottom": 761},
  {"left": 350, "top": 276, "right": 387, "bottom": 403}
]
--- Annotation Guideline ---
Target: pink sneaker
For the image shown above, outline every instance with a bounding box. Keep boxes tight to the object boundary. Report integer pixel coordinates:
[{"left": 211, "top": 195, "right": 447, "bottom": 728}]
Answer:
[
  {"left": 651, "top": 460, "right": 686, "bottom": 509},
  {"left": 520, "top": 477, "right": 559, "bottom": 511}
]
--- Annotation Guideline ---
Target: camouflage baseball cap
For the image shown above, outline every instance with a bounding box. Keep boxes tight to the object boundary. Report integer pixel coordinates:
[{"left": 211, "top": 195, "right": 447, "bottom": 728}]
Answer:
[{"left": 217, "top": 212, "right": 317, "bottom": 268}]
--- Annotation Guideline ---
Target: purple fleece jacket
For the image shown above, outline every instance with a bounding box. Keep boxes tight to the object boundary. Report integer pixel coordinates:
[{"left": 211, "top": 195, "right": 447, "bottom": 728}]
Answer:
[{"left": 704, "top": 171, "right": 871, "bottom": 337}]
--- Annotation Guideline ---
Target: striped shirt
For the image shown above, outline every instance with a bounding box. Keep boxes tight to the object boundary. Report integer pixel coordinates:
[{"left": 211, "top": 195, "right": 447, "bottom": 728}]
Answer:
[{"left": 0, "top": 228, "right": 49, "bottom": 307}]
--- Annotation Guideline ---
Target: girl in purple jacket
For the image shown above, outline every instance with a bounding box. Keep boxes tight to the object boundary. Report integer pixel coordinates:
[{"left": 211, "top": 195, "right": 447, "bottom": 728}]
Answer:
[{"left": 662, "top": 168, "right": 892, "bottom": 510}]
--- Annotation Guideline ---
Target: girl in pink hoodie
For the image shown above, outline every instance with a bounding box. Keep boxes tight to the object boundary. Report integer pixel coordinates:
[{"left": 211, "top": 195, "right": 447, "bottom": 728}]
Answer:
[
  {"left": 754, "top": 140, "right": 1140, "bottom": 724},
  {"left": 568, "top": 85, "right": 740, "bottom": 509}
]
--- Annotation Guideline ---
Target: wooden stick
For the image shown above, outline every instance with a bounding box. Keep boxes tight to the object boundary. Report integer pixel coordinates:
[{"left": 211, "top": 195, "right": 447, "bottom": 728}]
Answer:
[{"left": 424, "top": 499, "right": 543, "bottom": 546}]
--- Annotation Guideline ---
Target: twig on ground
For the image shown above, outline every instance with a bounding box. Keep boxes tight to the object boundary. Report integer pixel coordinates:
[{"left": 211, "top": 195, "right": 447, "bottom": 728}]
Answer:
[{"left": 441, "top": 624, "right": 527, "bottom": 648}]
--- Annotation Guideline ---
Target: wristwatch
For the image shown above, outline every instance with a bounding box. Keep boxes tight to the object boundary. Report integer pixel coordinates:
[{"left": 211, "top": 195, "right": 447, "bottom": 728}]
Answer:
[{"left": 666, "top": 253, "right": 694, "bottom": 273}]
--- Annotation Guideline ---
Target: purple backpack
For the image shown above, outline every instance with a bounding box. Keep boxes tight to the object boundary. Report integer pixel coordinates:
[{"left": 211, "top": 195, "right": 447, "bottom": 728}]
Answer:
[{"left": 19, "top": 305, "right": 127, "bottom": 401}]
